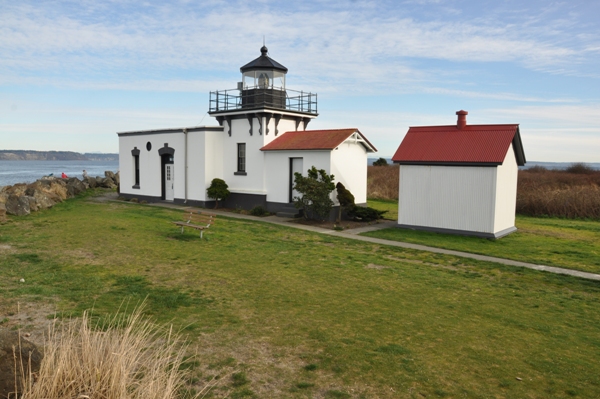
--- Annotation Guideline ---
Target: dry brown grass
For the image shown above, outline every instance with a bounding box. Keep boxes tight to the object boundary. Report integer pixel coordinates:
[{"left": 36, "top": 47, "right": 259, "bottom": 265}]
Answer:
[
  {"left": 20, "top": 305, "right": 210, "bottom": 399},
  {"left": 367, "top": 165, "right": 399, "bottom": 200},
  {"left": 517, "top": 169, "right": 600, "bottom": 219}
]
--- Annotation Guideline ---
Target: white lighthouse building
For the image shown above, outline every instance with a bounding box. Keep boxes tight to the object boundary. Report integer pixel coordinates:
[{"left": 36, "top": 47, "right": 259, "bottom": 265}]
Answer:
[{"left": 118, "top": 46, "right": 376, "bottom": 215}]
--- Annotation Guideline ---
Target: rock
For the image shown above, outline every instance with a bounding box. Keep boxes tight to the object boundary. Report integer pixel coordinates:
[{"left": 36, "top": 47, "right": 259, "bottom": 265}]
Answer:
[
  {"left": 24, "top": 186, "right": 58, "bottom": 210},
  {"left": 26, "top": 196, "right": 38, "bottom": 213},
  {"left": 85, "top": 176, "right": 97, "bottom": 189},
  {"left": 99, "top": 177, "right": 116, "bottom": 189},
  {"left": 113, "top": 171, "right": 120, "bottom": 185},
  {"left": 5, "top": 194, "right": 30, "bottom": 216},
  {"left": 65, "top": 178, "right": 86, "bottom": 197},
  {"left": 0, "top": 328, "right": 43, "bottom": 398},
  {"left": 0, "top": 203, "right": 6, "bottom": 223},
  {"left": 105, "top": 171, "right": 116, "bottom": 180}
]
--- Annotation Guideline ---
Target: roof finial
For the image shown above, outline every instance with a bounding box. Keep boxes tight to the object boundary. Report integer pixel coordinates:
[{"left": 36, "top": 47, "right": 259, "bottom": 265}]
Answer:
[{"left": 260, "top": 37, "right": 268, "bottom": 56}]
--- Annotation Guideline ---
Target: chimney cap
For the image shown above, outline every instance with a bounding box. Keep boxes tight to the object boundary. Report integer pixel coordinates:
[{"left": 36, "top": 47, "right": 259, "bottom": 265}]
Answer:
[{"left": 456, "top": 110, "right": 468, "bottom": 129}]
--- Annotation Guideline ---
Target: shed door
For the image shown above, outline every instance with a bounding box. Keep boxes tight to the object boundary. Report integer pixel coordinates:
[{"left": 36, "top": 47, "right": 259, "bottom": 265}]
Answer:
[
  {"left": 165, "top": 164, "right": 174, "bottom": 201},
  {"left": 289, "top": 157, "right": 303, "bottom": 203}
]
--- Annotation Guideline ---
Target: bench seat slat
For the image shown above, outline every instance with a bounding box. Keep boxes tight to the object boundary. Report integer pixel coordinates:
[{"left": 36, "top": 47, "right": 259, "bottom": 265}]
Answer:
[{"left": 171, "top": 210, "right": 217, "bottom": 239}]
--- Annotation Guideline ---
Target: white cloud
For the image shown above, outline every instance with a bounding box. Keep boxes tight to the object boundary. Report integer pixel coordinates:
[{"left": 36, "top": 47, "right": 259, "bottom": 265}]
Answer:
[
  {"left": 1, "top": 0, "right": 596, "bottom": 83},
  {"left": 1, "top": 0, "right": 598, "bottom": 161}
]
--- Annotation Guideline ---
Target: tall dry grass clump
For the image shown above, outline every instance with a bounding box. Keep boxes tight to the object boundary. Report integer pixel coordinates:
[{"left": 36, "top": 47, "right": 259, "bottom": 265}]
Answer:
[
  {"left": 517, "top": 167, "right": 600, "bottom": 219},
  {"left": 20, "top": 306, "right": 206, "bottom": 399},
  {"left": 367, "top": 165, "right": 399, "bottom": 200}
]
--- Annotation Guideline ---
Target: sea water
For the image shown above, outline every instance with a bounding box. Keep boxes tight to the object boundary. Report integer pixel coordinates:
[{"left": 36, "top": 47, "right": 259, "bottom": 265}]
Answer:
[{"left": 0, "top": 160, "right": 120, "bottom": 187}]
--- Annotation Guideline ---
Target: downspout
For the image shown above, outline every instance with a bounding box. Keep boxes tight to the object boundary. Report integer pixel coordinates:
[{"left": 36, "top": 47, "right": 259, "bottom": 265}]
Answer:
[{"left": 183, "top": 128, "right": 188, "bottom": 203}]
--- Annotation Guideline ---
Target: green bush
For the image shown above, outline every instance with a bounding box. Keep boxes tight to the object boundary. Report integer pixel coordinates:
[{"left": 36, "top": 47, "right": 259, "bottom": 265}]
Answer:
[
  {"left": 336, "top": 182, "right": 355, "bottom": 222},
  {"left": 207, "top": 178, "right": 230, "bottom": 208},
  {"left": 373, "top": 157, "right": 389, "bottom": 166},
  {"left": 250, "top": 206, "right": 268, "bottom": 216},
  {"left": 293, "top": 167, "right": 335, "bottom": 221},
  {"left": 348, "top": 206, "right": 387, "bottom": 222}
]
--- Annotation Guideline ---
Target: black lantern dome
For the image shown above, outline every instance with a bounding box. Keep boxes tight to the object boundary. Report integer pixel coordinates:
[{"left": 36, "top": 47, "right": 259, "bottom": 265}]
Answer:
[{"left": 239, "top": 46, "right": 288, "bottom": 108}]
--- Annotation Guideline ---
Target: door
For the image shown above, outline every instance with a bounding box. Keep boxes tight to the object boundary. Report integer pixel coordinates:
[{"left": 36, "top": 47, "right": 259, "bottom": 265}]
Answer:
[
  {"left": 289, "top": 157, "right": 303, "bottom": 203},
  {"left": 165, "top": 164, "right": 174, "bottom": 201}
]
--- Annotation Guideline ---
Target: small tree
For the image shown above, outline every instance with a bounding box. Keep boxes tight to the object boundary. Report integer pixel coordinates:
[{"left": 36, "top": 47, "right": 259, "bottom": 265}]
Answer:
[
  {"left": 373, "top": 157, "right": 388, "bottom": 166},
  {"left": 293, "top": 166, "right": 335, "bottom": 221},
  {"left": 335, "top": 182, "right": 355, "bottom": 222},
  {"left": 207, "top": 178, "right": 230, "bottom": 208}
]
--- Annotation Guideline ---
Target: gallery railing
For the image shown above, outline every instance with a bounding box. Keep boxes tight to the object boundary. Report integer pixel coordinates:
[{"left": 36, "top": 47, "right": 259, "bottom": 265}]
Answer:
[{"left": 209, "top": 88, "right": 317, "bottom": 115}]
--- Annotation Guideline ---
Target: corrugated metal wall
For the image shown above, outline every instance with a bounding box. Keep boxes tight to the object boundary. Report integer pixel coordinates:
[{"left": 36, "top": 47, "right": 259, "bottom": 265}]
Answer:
[
  {"left": 398, "top": 165, "right": 497, "bottom": 233},
  {"left": 493, "top": 144, "right": 518, "bottom": 232}
]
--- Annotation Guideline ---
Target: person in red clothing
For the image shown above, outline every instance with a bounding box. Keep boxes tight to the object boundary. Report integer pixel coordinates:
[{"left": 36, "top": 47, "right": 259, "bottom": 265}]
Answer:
[{"left": 61, "top": 172, "right": 68, "bottom": 178}]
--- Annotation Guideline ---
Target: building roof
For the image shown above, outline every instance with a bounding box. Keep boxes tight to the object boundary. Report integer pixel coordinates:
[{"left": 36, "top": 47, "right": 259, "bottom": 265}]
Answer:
[
  {"left": 260, "top": 128, "right": 377, "bottom": 152},
  {"left": 240, "top": 46, "right": 288, "bottom": 73},
  {"left": 392, "top": 111, "right": 526, "bottom": 166}
]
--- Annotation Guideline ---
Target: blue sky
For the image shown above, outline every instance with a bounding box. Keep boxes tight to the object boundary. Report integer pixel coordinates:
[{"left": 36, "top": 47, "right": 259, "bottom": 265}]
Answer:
[{"left": 1, "top": 0, "right": 599, "bottom": 161}]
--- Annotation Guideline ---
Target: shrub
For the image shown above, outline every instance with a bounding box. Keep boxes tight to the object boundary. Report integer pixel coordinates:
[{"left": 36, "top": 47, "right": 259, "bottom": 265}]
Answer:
[
  {"left": 565, "top": 163, "right": 596, "bottom": 174},
  {"left": 373, "top": 157, "right": 389, "bottom": 166},
  {"left": 335, "top": 182, "right": 355, "bottom": 222},
  {"left": 348, "top": 206, "right": 387, "bottom": 222},
  {"left": 207, "top": 178, "right": 230, "bottom": 208},
  {"left": 293, "top": 167, "right": 335, "bottom": 221},
  {"left": 249, "top": 205, "right": 268, "bottom": 216}
]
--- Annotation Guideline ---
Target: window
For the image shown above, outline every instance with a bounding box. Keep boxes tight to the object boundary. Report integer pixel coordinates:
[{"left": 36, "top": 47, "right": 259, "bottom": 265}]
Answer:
[
  {"left": 134, "top": 155, "right": 140, "bottom": 187},
  {"left": 132, "top": 147, "right": 140, "bottom": 188},
  {"left": 235, "top": 143, "right": 246, "bottom": 175}
]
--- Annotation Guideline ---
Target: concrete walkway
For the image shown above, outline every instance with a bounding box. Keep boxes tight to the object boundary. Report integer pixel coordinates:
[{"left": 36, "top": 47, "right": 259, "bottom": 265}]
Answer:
[{"left": 97, "top": 193, "right": 600, "bottom": 282}]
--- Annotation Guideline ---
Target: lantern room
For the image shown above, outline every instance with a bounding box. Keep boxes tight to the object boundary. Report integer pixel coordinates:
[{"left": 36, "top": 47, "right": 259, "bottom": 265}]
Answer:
[{"left": 240, "top": 45, "right": 287, "bottom": 90}]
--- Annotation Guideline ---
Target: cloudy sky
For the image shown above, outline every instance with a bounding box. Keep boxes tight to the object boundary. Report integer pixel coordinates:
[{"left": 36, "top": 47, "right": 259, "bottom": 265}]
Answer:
[{"left": 1, "top": 0, "right": 599, "bottom": 161}]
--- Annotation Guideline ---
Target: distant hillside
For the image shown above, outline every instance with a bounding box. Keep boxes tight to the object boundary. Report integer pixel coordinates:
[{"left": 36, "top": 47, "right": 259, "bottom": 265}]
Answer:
[
  {"left": 83, "top": 153, "right": 119, "bottom": 161},
  {"left": 0, "top": 150, "right": 118, "bottom": 161}
]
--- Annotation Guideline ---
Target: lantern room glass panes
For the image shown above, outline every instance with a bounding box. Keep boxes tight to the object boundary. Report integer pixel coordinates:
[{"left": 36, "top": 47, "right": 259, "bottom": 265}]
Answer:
[{"left": 242, "top": 70, "right": 286, "bottom": 90}]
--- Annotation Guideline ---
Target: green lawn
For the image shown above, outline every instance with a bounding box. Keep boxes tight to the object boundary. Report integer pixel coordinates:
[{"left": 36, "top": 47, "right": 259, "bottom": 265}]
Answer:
[
  {"left": 2, "top": 193, "right": 600, "bottom": 398},
  {"left": 361, "top": 212, "right": 600, "bottom": 275},
  {"left": 368, "top": 198, "right": 398, "bottom": 221}
]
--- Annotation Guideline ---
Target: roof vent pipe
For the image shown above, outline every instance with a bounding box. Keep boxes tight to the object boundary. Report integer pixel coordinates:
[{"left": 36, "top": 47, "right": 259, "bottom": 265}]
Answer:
[{"left": 456, "top": 110, "right": 468, "bottom": 129}]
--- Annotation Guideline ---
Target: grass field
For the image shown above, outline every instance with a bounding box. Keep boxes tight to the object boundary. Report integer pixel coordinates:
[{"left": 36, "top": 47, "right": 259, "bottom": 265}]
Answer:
[
  {"left": 362, "top": 210, "right": 600, "bottom": 275},
  {"left": 367, "top": 199, "right": 398, "bottom": 221},
  {"left": 2, "top": 193, "right": 600, "bottom": 398}
]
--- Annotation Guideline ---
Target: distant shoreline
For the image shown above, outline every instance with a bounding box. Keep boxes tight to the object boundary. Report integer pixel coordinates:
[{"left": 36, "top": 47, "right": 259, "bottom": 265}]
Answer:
[{"left": 0, "top": 150, "right": 118, "bottom": 161}]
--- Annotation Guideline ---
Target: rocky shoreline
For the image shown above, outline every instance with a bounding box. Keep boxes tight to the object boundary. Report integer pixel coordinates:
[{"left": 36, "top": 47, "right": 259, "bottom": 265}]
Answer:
[{"left": 0, "top": 171, "right": 119, "bottom": 221}]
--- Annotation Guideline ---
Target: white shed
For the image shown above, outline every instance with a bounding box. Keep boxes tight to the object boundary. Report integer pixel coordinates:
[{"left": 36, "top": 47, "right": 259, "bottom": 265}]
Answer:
[{"left": 391, "top": 111, "right": 526, "bottom": 238}]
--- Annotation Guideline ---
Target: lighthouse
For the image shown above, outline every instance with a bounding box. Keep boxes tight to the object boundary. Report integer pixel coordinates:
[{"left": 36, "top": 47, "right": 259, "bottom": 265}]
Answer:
[{"left": 118, "top": 46, "right": 375, "bottom": 217}]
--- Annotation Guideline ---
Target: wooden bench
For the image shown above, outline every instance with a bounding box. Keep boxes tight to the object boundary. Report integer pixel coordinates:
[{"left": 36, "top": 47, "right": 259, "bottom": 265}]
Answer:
[{"left": 171, "top": 208, "right": 216, "bottom": 239}]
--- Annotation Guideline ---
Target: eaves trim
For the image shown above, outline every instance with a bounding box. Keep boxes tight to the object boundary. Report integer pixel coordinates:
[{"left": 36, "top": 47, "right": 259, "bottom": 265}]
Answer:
[{"left": 117, "top": 126, "right": 224, "bottom": 136}]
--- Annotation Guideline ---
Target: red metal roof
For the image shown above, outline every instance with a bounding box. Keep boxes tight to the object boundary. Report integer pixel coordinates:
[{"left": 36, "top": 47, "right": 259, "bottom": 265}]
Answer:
[
  {"left": 261, "top": 128, "right": 377, "bottom": 152},
  {"left": 392, "top": 124, "right": 525, "bottom": 166}
]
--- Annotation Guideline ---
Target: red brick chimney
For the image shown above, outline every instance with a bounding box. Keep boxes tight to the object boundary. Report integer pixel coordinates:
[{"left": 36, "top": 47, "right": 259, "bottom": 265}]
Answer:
[{"left": 456, "top": 110, "right": 468, "bottom": 129}]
